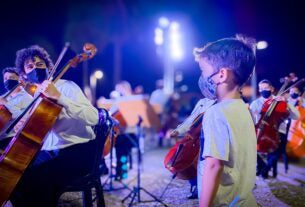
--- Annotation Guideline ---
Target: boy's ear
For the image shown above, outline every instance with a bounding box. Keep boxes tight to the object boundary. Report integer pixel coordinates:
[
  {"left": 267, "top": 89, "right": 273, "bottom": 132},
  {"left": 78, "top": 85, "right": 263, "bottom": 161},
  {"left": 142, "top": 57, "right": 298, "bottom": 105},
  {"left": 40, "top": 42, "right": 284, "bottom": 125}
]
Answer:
[{"left": 218, "top": 68, "right": 230, "bottom": 82}]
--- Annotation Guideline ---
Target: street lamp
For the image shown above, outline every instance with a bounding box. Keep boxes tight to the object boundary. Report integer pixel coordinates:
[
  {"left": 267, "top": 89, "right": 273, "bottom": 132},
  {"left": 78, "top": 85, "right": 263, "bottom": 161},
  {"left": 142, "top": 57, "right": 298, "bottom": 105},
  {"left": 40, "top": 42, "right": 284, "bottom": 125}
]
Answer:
[
  {"left": 90, "top": 69, "right": 103, "bottom": 104},
  {"left": 154, "top": 17, "right": 184, "bottom": 95},
  {"left": 251, "top": 40, "right": 268, "bottom": 101},
  {"left": 256, "top": 41, "right": 268, "bottom": 50}
]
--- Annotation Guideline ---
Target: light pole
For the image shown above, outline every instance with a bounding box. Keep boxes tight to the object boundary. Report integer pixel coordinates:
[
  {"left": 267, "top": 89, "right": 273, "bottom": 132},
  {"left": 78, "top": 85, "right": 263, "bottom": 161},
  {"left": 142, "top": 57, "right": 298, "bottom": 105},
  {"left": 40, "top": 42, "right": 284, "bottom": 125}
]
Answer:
[
  {"left": 154, "top": 17, "right": 183, "bottom": 95},
  {"left": 90, "top": 69, "right": 104, "bottom": 104},
  {"left": 251, "top": 40, "right": 268, "bottom": 101}
]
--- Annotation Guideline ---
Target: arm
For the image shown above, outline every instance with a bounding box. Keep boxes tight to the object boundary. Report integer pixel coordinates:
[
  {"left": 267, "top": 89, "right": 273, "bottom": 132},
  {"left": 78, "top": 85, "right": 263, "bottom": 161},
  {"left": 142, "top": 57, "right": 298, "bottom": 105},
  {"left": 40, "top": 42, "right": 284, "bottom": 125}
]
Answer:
[
  {"left": 287, "top": 103, "right": 300, "bottom": 120},
  {"left": 174, "top": 99, "right": 214, "bottom": 135},
  {"left": 200, "top": 157, "right": 224, "bottom": 207},
  {"left": 3, "top": 92, "right": 33, "bottom": 119},
  {"left": 39, "top": 80, "right": 98, "bottom": 126}
]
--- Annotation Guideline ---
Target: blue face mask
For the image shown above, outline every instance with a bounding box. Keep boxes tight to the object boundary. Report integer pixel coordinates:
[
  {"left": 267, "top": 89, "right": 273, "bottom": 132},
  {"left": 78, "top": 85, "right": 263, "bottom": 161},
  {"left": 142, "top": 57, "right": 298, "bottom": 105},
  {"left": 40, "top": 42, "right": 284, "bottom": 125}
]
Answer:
[
  {"left": 198, "top": 71, "right": 220, "bottom": 100},
  {"left": 27, "top": 68, "right": 48, "bottom": 83}
]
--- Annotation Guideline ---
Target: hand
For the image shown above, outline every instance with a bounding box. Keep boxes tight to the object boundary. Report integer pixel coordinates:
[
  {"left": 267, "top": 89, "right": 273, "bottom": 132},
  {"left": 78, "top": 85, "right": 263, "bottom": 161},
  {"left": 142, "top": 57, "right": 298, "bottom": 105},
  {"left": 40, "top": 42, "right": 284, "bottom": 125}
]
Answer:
[
  {"left": 37, "top": 80, "right": 61, "bottom": 100},
  {"left": 170, "top": 129, "right": 179, "bottom": 138},
  {"left": 0, "top": 97, "right": 8, "bottom": 105},
  {"left": 274, "top": 96, "right": 286, "bottom": 102}
]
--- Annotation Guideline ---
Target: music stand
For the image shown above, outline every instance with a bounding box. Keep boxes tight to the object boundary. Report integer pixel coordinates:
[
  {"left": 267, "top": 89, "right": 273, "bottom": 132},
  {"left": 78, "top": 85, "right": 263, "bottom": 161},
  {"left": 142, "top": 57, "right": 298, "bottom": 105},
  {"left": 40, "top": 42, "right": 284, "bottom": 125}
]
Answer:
[{"left": 121, "top": 116, "right": 168, "bottom": 207}]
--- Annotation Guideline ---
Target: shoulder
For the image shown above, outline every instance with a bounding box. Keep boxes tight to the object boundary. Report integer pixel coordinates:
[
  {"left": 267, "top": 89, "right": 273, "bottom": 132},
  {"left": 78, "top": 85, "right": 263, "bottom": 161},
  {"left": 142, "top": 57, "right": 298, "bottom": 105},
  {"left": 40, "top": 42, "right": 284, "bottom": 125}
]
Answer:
[
  {"left": 197, "top": 98, "right": 215, "bottom": 106},
  {"left": 55, "top": 79, "right": 81, "bottom": 91}
]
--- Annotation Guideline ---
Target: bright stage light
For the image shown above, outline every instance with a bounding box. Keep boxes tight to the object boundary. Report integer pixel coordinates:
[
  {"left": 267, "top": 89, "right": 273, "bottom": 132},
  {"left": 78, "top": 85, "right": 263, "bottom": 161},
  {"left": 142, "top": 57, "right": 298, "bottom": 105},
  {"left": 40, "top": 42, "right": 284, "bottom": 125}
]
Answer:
[
  {"left": 94, "top": 70, "right": 103, "bottom": 79},
  {"left": 159, "top": 17, "right": 170, "bottom": 28},
  {"left": 257, "top": 41, "right": 268, "bottom": 50},
  {"left": 154, "top": 27, "right": 164, "bottom": 45}
]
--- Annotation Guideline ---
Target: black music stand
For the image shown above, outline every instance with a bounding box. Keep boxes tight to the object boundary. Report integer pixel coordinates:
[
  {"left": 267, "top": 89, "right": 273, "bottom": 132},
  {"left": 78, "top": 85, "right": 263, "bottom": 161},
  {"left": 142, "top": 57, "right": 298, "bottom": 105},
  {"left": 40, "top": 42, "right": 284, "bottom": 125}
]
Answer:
[{"left": 121, "top": 117, "right": 168, "bottom": 207}]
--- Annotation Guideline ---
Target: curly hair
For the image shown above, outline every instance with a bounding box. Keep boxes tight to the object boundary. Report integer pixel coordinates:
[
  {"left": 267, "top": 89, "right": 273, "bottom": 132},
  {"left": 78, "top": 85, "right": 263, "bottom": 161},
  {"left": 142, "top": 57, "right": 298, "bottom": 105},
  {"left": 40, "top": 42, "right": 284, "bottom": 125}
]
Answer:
[
  {"left": 193, "top": 34, "right": 256, "bottom": 86},
  {"left": 2, "top": 67, "right": 19, "bottom": 77},
  {"left": 15, "top": 45, "right": 54, "bottom": 75}
]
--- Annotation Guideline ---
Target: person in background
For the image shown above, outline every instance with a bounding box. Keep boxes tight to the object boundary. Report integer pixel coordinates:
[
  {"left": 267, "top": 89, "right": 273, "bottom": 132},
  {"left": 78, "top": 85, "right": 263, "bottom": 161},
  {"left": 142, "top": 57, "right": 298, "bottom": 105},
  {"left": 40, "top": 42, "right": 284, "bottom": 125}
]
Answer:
[{"left": 0, "top": 67, "right": 33, "bottom": 149}]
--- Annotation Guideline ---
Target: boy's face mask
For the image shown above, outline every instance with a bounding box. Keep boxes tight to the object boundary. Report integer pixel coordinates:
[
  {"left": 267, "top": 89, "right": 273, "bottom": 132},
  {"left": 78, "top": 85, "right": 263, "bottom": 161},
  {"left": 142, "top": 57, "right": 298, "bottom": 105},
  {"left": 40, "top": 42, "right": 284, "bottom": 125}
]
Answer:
[{"left": 198, "top": 71, "right": 220, "bottom": 100}]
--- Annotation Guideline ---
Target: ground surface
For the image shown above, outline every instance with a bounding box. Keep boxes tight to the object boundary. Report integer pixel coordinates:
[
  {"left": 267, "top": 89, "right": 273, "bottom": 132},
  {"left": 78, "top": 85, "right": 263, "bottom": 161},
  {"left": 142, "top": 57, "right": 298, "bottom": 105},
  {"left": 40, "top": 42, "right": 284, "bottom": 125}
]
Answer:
[{"left": 58, "top": 147, "right": 305, "bottom": 207}]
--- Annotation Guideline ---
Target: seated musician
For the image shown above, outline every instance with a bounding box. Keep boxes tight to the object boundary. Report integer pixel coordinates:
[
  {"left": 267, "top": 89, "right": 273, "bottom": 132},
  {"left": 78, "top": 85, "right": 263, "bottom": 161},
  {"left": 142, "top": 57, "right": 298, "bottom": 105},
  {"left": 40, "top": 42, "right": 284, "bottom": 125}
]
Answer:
[
  {"left": 170, "top": 98, "right": 215, "bottom": 199},
  {"left": 0, "top": 67, "right": 33, "bottom": 149},
  {"left": 10, "top": 45, "right": 99, "bottom": 207},
  {"left": 111, "top": 81, "right": 139, "bottom": 180},
  {"left": 250, "top": 79, "right": 299, "bottom": 178},
  {"left": 194, "top": 35, "right": 257, "bottom": 206}
]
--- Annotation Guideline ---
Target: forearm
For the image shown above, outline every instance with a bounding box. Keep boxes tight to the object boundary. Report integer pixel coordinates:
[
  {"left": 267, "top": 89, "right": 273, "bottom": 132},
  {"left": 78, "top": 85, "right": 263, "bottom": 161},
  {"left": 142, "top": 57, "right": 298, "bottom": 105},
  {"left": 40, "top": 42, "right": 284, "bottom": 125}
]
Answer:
[
  {"left": 58, "top": 94, "right": 98, "bottom": 126},
  {"left": 200, "top": 158, "right": 224, "bottom": 207},
  {"left": 287, "top": 103, "right": 300, "bottom": 120}
]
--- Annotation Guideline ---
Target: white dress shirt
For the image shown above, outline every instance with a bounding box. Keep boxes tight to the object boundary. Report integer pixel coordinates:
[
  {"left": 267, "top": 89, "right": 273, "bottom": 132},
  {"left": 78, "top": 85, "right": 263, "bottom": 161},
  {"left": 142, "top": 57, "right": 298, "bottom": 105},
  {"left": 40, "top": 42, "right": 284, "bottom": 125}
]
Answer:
[
  {"left": 0, "top": 88, "right": 33, "bottom": 140},
  {"left": 41, "top": 79, "right": 99, "bottom": 151}
]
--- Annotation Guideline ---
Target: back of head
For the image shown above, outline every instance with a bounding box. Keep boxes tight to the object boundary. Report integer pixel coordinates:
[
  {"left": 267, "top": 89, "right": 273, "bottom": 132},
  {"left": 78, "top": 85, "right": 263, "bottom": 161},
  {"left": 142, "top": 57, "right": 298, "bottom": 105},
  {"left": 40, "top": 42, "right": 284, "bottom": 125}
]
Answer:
[{"left": 194, "top": 34, "right": 256, "bottom": 86}]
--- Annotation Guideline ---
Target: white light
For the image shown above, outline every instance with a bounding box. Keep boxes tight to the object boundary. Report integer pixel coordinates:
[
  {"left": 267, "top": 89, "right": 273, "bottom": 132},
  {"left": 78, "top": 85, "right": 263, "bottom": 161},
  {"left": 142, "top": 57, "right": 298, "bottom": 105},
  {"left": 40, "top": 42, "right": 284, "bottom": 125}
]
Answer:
[
  {"left": 154, "top": 28, "right": 164, "bottom": 45},
  {"left": 170, "top": 22, "right": 180, "bottom": 30},
  {"left": 257, "top": 41, "right": 268, "bottom": 50},
  {"left": 175, "top": 72, "right": 183, "bottom": 82},
  {"left": 180, "top": 85, "right": 188, "bottom": 92},
  {"left": 169, "top": 31, "right": 180, "bottom": 42},
  {"left": 94, "top": 70, "right": 103, "bottom": 79},
  {"left": 159, "top": 17, "right": 170, "bottom": 28},
  {"left": 155, "top": 27, "right": 163, "bottom": 36},
  {"left": 154, "top": 36, "right": 164, "bottom": 45},
  {"left": 171, "top": 48, "right": 183, "bottom": 60}
]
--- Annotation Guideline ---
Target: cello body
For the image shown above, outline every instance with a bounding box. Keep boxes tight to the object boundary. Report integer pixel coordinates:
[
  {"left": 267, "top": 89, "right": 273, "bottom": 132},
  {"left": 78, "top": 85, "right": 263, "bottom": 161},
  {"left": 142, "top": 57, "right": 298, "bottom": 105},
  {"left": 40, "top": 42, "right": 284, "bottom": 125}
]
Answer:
[
  {"left": 287, "top": 104, "right": 305, "bottom": 159},
  {"left": 0, "top": 106, "right": 12, "bottom": 133},
  {"left": 0, "top": 98, "right": 62, "bottom": 205},
  {"left": 164, "top": 114, "right": 202, "bottom": 180},
  {"left": 256, "top": 99, "right": 289, "bottom": 153}
]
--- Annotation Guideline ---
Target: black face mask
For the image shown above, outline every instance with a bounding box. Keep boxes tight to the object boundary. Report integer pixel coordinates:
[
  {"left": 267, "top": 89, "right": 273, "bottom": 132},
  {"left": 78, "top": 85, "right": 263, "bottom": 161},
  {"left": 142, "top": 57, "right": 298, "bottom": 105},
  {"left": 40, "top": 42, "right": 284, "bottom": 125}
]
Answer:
[
  {"left": 4, "top": 79, "right": 19, "bottom": 91},
  {"left": 27, "top": 68, "right": 48, "bottom": 83},
  {"left": 260, "top": 90, "right": 272, "bottom": 99},
  {"left": 242, "top": 96, "right": 252, "bottom": 104},
  {"left": 290, "top": 93, "right": 299, "bottom": 99}
]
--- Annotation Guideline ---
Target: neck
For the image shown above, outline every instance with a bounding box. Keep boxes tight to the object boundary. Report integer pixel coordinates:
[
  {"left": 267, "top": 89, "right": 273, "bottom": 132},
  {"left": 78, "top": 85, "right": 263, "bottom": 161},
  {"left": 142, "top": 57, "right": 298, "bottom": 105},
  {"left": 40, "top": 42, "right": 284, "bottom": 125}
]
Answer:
[{"left": 217, "top": 85, "right": 240, "bottom": 102}]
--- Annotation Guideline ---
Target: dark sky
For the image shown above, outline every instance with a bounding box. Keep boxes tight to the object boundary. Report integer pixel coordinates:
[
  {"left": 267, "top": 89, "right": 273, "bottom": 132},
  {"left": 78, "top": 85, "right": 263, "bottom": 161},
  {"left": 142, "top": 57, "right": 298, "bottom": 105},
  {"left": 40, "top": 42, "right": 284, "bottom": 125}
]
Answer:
[{"left": 0, "top": 0, "right": 304, "bottom": 97}]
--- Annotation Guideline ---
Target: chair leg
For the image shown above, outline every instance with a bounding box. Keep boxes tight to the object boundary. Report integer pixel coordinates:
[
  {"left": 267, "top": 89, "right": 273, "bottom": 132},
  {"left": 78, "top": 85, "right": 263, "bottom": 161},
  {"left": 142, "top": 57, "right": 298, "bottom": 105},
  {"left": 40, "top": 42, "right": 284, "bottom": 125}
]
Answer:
[
  {"left": 95, "top": 179, "right": 106, "bottom": 207},
  {"left": 83, "top": 189, "right": 93, "bottom": 207}
]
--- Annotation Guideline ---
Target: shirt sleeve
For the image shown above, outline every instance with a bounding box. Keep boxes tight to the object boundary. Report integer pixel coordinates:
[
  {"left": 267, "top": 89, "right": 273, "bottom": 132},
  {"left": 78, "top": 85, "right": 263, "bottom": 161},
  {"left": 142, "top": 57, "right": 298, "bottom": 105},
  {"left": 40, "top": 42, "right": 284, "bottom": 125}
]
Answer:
[
  {"left": 287, "top": 103, "right": 300, "bottom": 120},
  {"left": 4, "top": 91, "right": 33, "bottom": 119},
  {"left": 176, "top": 99, "right": 212, "bottom": 134},
  {"left": 57, "top": 81, "right": 98, "bottom": 126},
  {"left": 202, "top": 108, "right": 230, "bottom": 161}
]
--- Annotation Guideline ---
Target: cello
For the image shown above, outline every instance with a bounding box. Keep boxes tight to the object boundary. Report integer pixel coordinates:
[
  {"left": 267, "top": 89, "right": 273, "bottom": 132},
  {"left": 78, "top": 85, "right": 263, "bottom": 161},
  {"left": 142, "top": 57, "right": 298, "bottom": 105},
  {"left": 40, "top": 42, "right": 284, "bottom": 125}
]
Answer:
[
  {"left": 164, "top": 113, "right": 203, "bottom": 180},
  {"left": 0, "top": 43, "right": 97, "bottom": 205},
  {"left": 0, "top": 43, "right": 70, "bottom": 134},
  {"left": 256, "top": 78, "right": 305, "bottom": 153}
]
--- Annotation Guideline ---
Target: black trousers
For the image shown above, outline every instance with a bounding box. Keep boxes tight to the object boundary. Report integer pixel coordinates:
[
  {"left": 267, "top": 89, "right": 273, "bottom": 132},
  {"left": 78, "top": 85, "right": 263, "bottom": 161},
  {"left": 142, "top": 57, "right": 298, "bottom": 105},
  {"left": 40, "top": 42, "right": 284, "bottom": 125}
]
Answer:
[
  {"left": 115, "top": 133, "right": 138, "bottom": 179},
  {"left": 257, "top": 132, "right": 289, "bottom": 177},
  {"left": 11, "top": 140, "right": 96, "bottom": 207}
]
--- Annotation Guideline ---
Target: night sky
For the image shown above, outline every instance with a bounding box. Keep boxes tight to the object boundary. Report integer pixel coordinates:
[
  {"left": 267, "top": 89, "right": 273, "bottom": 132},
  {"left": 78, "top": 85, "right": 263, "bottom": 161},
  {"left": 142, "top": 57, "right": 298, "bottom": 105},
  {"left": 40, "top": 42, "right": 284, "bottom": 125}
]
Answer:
[{"left": 1, "top": 0, "right": 304, "bottom": 97}]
